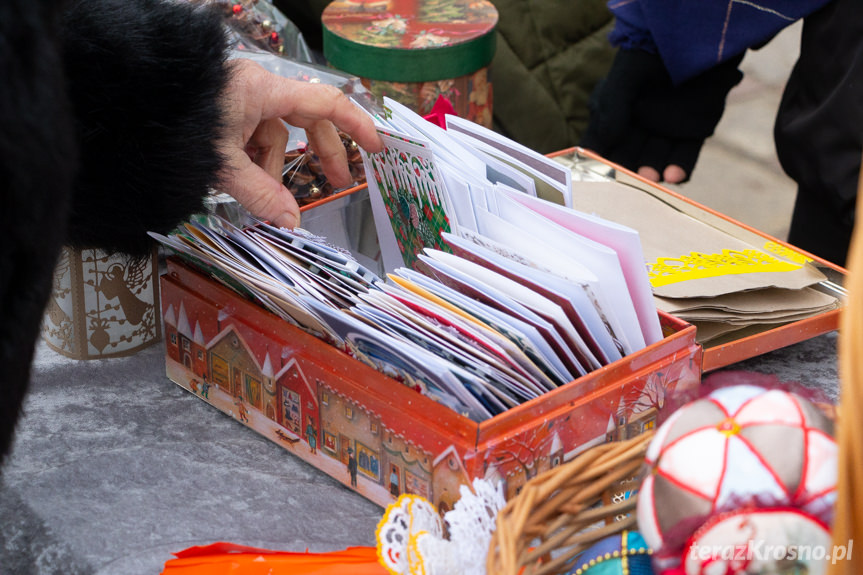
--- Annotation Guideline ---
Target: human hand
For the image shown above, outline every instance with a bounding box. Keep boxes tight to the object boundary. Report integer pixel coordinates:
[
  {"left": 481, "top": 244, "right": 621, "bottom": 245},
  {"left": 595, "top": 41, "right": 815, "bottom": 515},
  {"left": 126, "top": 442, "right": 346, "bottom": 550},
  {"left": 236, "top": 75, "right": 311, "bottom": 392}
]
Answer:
[
  {"left": 219, "top": 58, "right": 383, "bottom": 228},
  {"left": 580, "top": 49, "right": 743, "bottom": 184}
]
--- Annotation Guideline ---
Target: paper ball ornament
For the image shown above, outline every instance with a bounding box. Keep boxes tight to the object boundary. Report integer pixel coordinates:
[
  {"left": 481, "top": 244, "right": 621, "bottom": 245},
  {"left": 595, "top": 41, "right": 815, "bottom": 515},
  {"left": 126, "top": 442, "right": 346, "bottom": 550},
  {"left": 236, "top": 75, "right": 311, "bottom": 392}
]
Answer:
[
  {"left": 637, "top": 384, "right": 836, "bottom": 551},
  {"left": 569, "top": 531, "right": 653, "bottom": 575},
  {"left": 682, "top": 508, "right": 832, "bottom": 575}
]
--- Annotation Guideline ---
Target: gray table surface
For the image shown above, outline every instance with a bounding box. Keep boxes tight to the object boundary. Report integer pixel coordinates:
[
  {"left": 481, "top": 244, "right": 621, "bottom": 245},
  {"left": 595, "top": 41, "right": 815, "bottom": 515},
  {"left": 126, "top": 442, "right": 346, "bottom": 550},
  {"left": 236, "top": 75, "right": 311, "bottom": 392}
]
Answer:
[{"left": 0, "top": 331, "right": 840, "bottom": 574}]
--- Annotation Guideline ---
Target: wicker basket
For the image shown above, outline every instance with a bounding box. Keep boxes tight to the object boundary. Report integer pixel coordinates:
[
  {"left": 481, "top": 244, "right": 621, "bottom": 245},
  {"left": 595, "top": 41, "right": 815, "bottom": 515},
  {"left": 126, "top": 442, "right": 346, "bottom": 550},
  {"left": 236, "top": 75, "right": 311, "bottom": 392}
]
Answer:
[{"left": 487, "top": 431, "right": 654, "bottom": 575}]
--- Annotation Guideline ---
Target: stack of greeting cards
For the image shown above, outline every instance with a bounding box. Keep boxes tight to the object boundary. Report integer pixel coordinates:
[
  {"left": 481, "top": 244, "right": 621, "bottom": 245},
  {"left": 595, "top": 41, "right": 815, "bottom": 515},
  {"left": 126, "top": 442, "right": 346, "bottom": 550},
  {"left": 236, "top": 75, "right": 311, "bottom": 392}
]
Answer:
[{"left": 154, "top": 100, "right": 664, "bottom": 421}]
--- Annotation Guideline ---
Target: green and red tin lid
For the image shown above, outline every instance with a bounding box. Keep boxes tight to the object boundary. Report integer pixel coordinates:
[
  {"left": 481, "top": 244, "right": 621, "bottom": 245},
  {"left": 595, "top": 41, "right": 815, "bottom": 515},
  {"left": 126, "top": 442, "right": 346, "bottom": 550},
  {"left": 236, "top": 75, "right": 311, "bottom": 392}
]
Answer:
[{"left": 322, "top": 0, "right": 498, "bottom": 83}]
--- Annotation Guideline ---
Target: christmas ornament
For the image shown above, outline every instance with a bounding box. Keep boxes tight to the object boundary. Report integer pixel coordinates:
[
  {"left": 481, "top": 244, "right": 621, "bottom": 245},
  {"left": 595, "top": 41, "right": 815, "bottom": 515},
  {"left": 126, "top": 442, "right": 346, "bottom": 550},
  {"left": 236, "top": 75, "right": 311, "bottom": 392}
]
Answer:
[
  {"left": 637, "top": 384, "right": 836, "bottom": 553},
  {"left": 681, "top": 508, "right": 833, "bottom": 575}
]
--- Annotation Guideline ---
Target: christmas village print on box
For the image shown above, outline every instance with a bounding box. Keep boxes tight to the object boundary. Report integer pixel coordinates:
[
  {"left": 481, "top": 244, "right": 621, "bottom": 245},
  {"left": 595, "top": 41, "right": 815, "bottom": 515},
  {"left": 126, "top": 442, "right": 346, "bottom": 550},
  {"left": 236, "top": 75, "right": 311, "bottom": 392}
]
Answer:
[{"left": 161, "top": 262, "right": 701, "bottom": 508}]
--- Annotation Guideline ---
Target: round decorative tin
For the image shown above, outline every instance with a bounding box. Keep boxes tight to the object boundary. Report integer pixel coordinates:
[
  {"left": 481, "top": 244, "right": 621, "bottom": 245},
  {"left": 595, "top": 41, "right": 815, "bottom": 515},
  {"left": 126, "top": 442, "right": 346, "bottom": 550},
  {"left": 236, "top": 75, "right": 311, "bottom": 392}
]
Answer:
[
  {"left": 41, "top": 246, "right": 161, "bottom": 359},
  {"left": 322, "top": 0, "right": 497, "bottom": 127}
]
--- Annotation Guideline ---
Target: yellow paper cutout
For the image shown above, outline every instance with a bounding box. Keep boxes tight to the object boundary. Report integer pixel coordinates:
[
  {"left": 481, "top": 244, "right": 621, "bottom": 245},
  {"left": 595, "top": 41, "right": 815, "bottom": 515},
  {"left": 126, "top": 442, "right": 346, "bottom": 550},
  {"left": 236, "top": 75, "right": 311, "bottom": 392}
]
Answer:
[
  {"left": 762, "top": 241, "right": 813, "bottom": 265},
  {"left": 647, "top": 249, "right": 804, "bottom": 287}
]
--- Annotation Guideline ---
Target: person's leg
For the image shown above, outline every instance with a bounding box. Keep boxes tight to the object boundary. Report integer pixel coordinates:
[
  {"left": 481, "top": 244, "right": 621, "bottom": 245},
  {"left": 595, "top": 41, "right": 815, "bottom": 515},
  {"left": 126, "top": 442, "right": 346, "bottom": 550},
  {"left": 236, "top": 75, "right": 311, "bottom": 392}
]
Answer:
[
  {"left": 787, "top": 187, "right": 854, "bottom": 267},
  {"left": 775, "top": 0, "right": 863, "bottom": 267}
]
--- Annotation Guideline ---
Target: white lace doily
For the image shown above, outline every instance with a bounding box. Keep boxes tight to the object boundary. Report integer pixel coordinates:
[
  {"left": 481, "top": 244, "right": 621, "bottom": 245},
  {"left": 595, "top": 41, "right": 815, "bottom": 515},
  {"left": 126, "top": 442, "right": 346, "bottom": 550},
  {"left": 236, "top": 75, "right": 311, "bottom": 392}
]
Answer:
[{"left": 376, "top": 478, "right": 506, "bottom": 575}]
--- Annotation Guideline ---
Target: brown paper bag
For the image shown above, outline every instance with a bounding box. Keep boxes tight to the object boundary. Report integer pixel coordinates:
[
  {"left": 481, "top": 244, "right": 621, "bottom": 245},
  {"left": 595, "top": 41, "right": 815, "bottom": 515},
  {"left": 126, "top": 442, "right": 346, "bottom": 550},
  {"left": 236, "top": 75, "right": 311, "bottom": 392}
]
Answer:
[
  {"left": 574, "top": 181, "right": 827, "bottom": 299},
  {"left": 655, "top": 286, "right": 838, "bottom": 316}
]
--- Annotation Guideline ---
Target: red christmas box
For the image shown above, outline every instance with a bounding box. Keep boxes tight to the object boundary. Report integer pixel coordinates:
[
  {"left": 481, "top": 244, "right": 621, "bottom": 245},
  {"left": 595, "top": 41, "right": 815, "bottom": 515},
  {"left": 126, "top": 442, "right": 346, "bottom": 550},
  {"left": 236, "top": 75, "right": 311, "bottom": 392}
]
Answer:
[
  {"left": 159, "top": 150, "right": 843, "bottom": 509},
  {"left": 161, "top": 257, "right": 701, "bottom": 508}
]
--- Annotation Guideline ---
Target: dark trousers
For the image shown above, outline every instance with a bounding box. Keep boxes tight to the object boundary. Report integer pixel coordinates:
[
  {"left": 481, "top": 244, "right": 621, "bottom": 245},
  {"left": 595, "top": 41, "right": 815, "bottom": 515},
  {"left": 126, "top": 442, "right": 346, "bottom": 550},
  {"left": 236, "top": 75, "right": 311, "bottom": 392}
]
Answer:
[{"left": 775, "top": 0, "right": 863, "bottom": 267}]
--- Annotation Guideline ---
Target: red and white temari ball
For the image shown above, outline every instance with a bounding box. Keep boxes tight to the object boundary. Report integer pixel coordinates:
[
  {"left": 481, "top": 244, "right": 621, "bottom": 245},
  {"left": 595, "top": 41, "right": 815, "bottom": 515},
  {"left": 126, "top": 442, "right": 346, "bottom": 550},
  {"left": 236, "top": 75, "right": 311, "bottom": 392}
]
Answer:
[
  {"left": 682, "top": 508, "right": 832, "bottom": 575},
  {"left": 636, "top": 384, "right": 836, "bottom": 551}
]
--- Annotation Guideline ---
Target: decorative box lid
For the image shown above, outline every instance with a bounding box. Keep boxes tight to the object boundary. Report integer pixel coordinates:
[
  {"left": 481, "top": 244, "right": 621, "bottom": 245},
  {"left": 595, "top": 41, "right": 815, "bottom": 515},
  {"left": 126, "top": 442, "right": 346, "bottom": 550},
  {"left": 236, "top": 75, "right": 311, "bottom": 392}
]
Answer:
[{"left": 322, "top": 0, "right": 498, "bottom": 83}]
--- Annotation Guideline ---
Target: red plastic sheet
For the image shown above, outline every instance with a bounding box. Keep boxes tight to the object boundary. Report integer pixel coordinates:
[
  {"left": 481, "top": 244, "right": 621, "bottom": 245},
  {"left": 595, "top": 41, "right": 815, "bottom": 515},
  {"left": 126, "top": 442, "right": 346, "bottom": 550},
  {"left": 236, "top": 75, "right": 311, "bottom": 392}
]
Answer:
[{"left": 161, "top": 543, "right": 388, "bottom": 575}]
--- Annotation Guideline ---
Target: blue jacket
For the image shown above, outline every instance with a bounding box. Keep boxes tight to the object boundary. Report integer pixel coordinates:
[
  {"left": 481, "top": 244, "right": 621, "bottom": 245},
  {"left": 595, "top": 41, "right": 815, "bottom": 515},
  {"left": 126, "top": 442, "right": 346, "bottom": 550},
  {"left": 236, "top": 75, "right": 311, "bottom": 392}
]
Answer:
[{"left": 607, "top": 0, "right": 832, "bottom": 83}]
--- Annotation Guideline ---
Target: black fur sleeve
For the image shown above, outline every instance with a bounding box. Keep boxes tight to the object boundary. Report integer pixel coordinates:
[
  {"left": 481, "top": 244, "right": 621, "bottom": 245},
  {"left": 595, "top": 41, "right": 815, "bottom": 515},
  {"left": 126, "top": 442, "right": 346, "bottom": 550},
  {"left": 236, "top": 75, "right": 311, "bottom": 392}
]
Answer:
[{"left": 61, "top": 0, "right": 230, "bottom": 256}]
